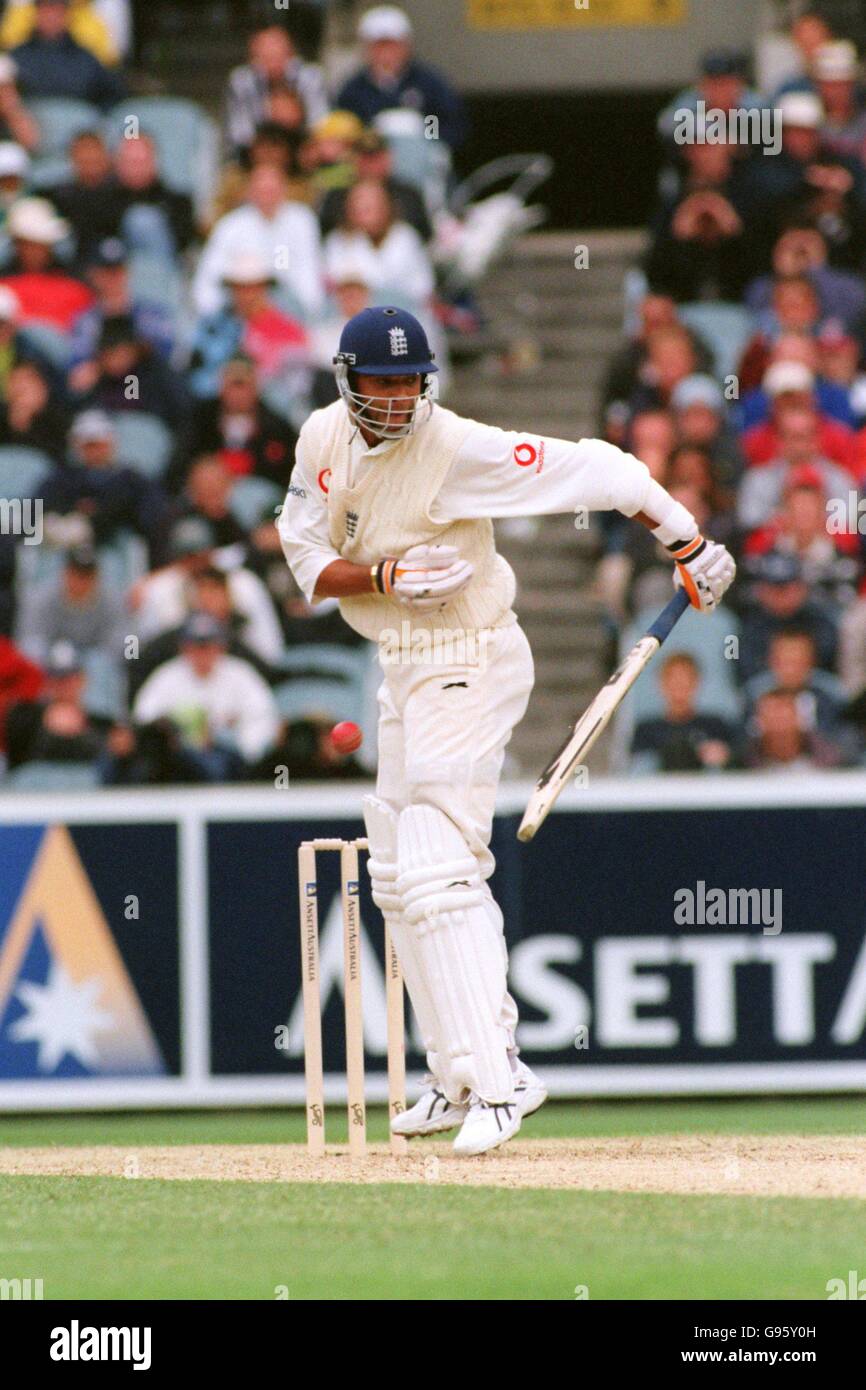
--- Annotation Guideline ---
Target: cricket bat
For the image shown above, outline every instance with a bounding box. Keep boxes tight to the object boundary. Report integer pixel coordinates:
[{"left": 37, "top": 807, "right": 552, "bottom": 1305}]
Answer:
[{"left": 517, "top": 588, "right": 691, "bottom": 842}]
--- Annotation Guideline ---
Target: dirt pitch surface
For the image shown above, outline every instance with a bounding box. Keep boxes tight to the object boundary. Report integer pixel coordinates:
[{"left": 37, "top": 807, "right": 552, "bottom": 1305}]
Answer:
[{"left": 2, "top": 1136, "right": 865, "bottom": 1198}]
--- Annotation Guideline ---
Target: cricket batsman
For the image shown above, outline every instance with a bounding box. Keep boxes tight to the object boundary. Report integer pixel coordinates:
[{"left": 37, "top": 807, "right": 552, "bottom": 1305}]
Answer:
[{"left": 279, "top": 306, "right": 735, "bottom": 1155}]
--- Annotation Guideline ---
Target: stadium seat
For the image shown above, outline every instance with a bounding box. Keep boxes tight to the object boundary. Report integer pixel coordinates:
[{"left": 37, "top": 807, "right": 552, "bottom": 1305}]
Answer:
[
  {"left": 104, "top": 97, "right": 220, "bottom": 221},
  {"left": 127, "top": 252, "right": 185, "bottom": 319},
  {"left": 275, "top": 643, "right": 370, "bottom": 684},
  {"left": 109, "top": 412, "right": 173, "bottom": 480},
  {"left": 274, "top": 676, "right": 364, "bottom": 727},
  {"left": 0, "top": 445, "right": 53, "bottom": 499},
  {"left": 4, "top": 761, "right": 101, "bottom": 790},
  {"left": 25, "top": 97, "right": 103, "bottom": 189},
  {"left": 678, "top": 303, "right": 756, "bottom": 384},
  {"left": 373, "top": 109, "right": 452, "bottom": 213},
  {"left": 19, "top": 322, "right": 73, "bottom": 370},
  {"left": 228, "top": 476, "right": 283, "bottom": 531}
]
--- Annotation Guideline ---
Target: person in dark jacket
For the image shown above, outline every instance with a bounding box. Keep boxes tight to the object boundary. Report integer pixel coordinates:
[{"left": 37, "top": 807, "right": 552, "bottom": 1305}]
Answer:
[
  {"left": 10, "top": 0, "right": 125, "bottom": 111},
  {"left": 336, "top": 6, "right": 467, "bottom": 150}
]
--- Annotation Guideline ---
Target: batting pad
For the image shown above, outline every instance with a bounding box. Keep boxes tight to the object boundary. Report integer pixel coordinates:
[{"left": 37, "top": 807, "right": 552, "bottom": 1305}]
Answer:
[
  {"left": 396, "top": 804, "right": 514, "bottom": 1103},
  {"left": 362, "top": 795, "right": 439, "bottom": 1065}
]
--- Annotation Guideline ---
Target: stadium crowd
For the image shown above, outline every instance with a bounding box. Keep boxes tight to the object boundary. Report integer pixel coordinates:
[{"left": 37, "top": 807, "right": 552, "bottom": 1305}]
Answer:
[
  {"left": 600, "top": 13, "right": 866, "bottom": 774},
  {"left": 0, "top": 0, "right": 469, "bottom": 786}
]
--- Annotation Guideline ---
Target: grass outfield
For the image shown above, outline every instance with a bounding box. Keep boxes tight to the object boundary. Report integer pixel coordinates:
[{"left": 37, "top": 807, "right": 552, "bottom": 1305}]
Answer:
[{"left": 0, "top": 1099, "right": 863, "bottom": 1300}]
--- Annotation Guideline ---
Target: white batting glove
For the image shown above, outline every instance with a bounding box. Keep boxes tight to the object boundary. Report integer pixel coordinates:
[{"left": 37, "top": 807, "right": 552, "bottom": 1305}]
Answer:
[
  {"left": 374, "top": 543, "right": 474, "bottom": 611},
  {"left": 671, "top": 535, "right": 736, "bottom": 613}
]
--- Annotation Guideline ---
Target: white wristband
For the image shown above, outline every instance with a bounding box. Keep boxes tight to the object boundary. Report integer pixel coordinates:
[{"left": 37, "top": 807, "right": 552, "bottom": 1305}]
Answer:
[{"left": 644, "top": 481, "right": 699, "bottom": 549}]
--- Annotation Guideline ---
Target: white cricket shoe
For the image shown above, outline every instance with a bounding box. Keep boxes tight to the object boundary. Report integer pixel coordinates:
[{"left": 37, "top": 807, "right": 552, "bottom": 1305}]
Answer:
[
  {"left": 453, "top": 1094, "right": 521, "bottom": 1156},
  {"left": 390, "top": 1080, "right": 468, "bottom": 1137},
  {"left": 513, "top": 1059, "right": 547, "bottom": 1120}
]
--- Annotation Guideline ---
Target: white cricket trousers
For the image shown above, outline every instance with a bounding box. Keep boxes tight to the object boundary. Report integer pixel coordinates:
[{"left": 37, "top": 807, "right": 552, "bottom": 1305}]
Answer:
[{"left": 374, "top": 621, "right": 535, "bottom": 1052}]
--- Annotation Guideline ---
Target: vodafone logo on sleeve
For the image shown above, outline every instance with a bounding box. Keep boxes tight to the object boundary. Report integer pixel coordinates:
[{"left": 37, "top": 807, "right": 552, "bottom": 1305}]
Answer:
[
  {"left": 317, "top": 468, "right": 331, "bottom": 494},
  {"left": 513, "top": 440, "right": 544, "bottom": 473}
]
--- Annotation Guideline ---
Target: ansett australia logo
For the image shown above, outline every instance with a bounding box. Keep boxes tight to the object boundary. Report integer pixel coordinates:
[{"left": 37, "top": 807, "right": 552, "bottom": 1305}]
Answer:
[
  {"left": 0, "top": 826, "right": 164, "bottom": 1078},
  {"left": 513, "top": 440, "right": 545, "bottom": 473},
  {"left": 317, "top": 468, "right": 331, "bottom": 494}
]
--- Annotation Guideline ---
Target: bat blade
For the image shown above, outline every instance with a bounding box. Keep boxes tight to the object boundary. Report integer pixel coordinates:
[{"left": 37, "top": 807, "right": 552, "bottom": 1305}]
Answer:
[{"left": 517, "top": 589, "right": 690, "bottom": 842}]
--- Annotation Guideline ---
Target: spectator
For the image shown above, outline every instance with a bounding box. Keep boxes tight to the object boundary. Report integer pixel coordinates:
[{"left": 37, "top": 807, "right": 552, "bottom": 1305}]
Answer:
[
  {"left": 135, "top": 511, "right": 283, "bottom": 664},
  {"left": 0, "top": 283, "right": 59, "bottom": 401},
  {"left": 323, "top": 178, "right": 434, "bottom": 305},
  {"left": 0, "top": 358, "right": 68, "bottom": 458},
  {"left": 0, "top": 195, "right": 93, "bottom": 330},
  {"left": 738, "top": 404, "right": 854, "bottom": 531},
  {"left": 669, "top": 373, "right": 744, "bottom": 489},
  {"left": 15, "top": 542, "right": 127, "bottom": 665},
  {"left": 0, "top": 54, "right": 38, "bottom": 149},
  {"left": 336, "top": 5, "right": 467, "bottom": 150},
  {"left": 744, "top": 629, "right": 850, "bottom": 737},
  {"left": 0, "top": 632, "right": 43, "bottom": 751},
  {"left": 738, "top": 332, "right": 858, "bottom": 432},
  {"left": 318, "top": 128, "right": 432, "bottom": 241},
  {"left": 736, "top": 275, "right": 823, "bottom": 393},
  {"left": 193, "top": 164, "right": 323, "bottom": 320},
  {"left": 187, "top": 252, "right": 309, "bottom": 400},
  {"left": 744, "top": 223, "right": 866, "bottom": 330},
  {"left": 627, "top": 325, "right": 698, "bottom": 418},
  {"left": 132, "top": 612, "right": 280, "bottom": 779},
  {"left": 112, "top": 133, "right": 196, "bottom": 258},
  {"left": 188, "top": 357, "right": 298, "bottom": 488},
  {"left": 656, "top": 47, "right": 765, "bottom": 147},
  {"left": 742, "top": 687, "right": 848, "bottom": 769},
  {"left": 741, "top": 362, "right": 858, "bottom": 475},
  {"left": 68, "top": 237, "right": 175, "bottom": 392},
  {"left": 273, "top": 715, "right": 367, "bottom": 781},
  {"left": 645, "top": 130, "right": 759, "bottom": 301},
  {"left": 744, "top": 469, "right": 860, "bottom": 608},
  {"left": 52, "top": 129, "right": 121, "bottom": 261},
  {"left": 78, "top": 313, "right": 190, "bottom": 433},
  {"left": 5, "top": 638, "right": 105, "bottom": 768},
  {"left": 813, "top": 41, "right": 866, "bottom": 166},
  {"left": 10, "top": 0, "right": 124, "bottom": 109},
  {"left": 40, "top": 408, "right": 168, "bottom": 554},
  {"left": 224, "top": 20, "right": 328, "bottom": 158},
  {"left": 1, "top": 0, "right": 119, "bottom": 64},
  {"left": 767, "top": 11, "right": 833, "bottom": 100},
  {"left": 300, "top": 109, "right": 364, "bottom": 198},
  {"left": 128, "top": 564, "right": 274, "bottom": 700},
  {"left": 631, "top": 652, "right": 736, "bottom": 773},
  {"left": 738, "top": 550, "right": 838, "bottom": 680}
]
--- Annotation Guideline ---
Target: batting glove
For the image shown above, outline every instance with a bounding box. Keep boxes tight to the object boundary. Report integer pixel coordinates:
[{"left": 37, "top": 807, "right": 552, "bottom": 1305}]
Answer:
[
  {"left": 671, "top": 535, "right": 736, "bottom": 613},
  {"left": 373, "top": 543, "right": 474, "bottom": 612}
]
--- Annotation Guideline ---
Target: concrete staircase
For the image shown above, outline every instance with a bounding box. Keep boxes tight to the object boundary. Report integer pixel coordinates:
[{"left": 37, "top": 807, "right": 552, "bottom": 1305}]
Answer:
[{"left": 446, "top": 231, "right": 645, "bottom": 773}]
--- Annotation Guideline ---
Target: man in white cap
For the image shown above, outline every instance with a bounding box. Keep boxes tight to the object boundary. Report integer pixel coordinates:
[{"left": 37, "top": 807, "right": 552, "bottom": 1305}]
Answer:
[
  {"left": 0, "top": 194, "right": 93, "bottom": 330},
  {"left": 188, "top": 249, "right": 310, "bottom": 399},
  {"left": 813, "top": 40, "right": 866, "bottom": 164},
  {"left": 336, "top": 5, "right": 467, "bottom": 150}
]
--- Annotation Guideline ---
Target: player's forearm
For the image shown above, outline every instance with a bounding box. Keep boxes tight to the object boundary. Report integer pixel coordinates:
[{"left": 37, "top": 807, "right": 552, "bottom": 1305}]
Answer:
[{"left": 313, "top": 559, "right": 378, "bottom": 599}]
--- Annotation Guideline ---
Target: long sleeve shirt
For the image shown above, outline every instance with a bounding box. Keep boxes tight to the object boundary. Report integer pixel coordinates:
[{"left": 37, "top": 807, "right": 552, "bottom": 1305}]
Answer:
[{"left": 279, "top": 413, "right": 655, "bottom": 602}]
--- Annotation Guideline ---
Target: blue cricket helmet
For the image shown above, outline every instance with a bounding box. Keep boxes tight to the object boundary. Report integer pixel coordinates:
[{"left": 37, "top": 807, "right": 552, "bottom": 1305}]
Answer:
[
  {"left": 333, "top": 306, "right": 438, "bottom": 439},
  {"left": 335, "top": 305, "right": 438, "bottom": 376}
]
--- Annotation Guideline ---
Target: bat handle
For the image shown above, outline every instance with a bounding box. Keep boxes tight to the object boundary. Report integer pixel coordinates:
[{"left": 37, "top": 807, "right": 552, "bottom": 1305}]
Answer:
[{"left": 647, "top": 587, "right": 691, "bottom": 644}]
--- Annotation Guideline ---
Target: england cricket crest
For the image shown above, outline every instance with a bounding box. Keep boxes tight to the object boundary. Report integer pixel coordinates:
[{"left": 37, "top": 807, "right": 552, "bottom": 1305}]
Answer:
[{"left": 388, "top": 326, "right": 408, "bottom": 357}]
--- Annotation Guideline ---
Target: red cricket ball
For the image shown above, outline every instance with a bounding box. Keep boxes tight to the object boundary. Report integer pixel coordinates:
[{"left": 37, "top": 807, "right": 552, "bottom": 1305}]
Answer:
[{"left": 329, "top": 720, "right": 363, "bottom": 755}]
